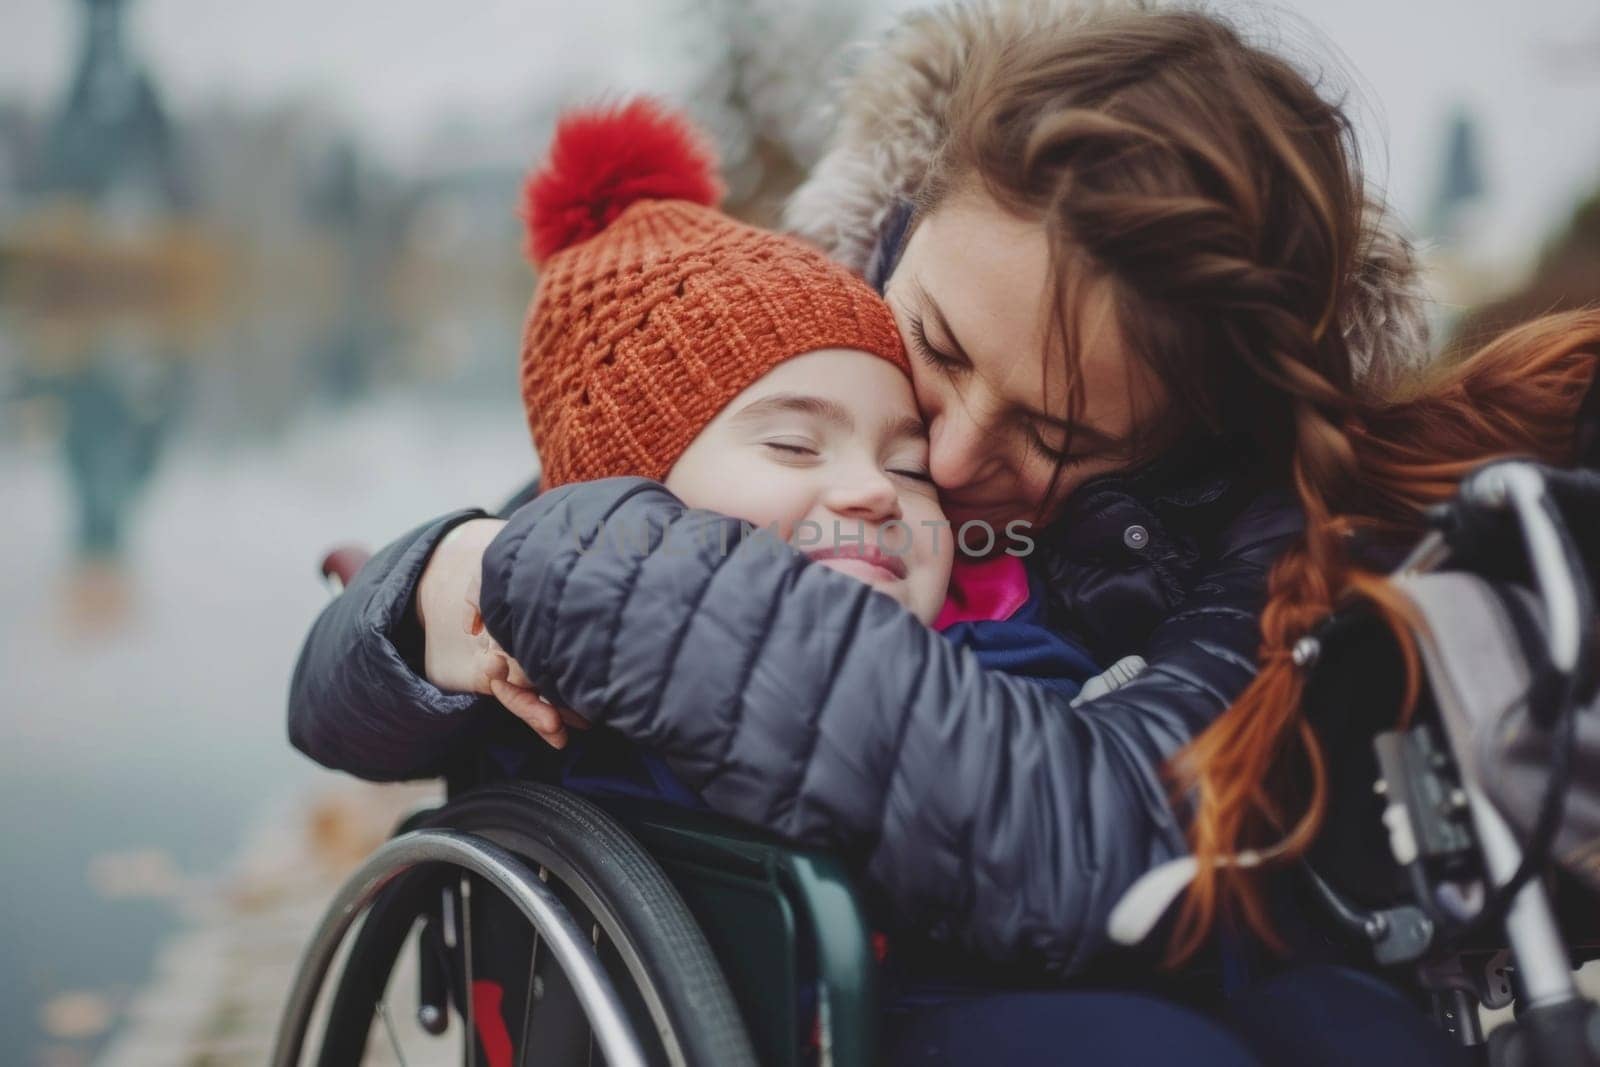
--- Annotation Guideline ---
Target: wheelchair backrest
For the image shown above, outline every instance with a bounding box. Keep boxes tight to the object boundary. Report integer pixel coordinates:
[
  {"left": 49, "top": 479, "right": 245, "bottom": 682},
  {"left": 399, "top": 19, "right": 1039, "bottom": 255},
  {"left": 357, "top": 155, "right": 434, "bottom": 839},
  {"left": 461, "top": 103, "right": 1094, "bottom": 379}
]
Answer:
[{"left": 1393, "top": 571, "right": 1600, "bottom": 896}]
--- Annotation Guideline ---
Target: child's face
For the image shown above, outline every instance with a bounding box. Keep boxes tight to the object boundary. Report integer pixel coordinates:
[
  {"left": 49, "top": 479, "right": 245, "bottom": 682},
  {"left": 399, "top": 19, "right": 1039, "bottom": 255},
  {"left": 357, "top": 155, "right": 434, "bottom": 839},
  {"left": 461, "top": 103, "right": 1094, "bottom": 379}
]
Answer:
[{"left": 665, "top": 349, "right": 954, "bottom": 624}]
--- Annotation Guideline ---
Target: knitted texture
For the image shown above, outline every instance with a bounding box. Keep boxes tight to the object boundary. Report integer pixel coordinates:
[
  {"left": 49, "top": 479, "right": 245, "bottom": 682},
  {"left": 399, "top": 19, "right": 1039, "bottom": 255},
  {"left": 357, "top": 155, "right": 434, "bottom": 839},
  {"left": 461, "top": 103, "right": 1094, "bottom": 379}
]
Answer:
[{"left": 519, "top": 101, "right": 907, "bottom": 488}]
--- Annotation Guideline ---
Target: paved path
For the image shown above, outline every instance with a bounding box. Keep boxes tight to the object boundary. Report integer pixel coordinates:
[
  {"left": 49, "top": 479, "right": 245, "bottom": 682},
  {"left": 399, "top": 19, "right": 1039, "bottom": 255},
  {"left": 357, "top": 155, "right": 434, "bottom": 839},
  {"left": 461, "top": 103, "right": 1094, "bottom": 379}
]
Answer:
[{"left": 96, "top": 780, "right": 453, "bottom": 1066}]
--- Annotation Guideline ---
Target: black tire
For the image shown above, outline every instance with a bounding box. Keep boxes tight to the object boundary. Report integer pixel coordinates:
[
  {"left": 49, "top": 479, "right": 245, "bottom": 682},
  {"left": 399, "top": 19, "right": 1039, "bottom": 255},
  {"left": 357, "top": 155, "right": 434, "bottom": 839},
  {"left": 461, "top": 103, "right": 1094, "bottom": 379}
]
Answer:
[{"left": 314, "top": 783, "right": 756, "bottom": 1067}]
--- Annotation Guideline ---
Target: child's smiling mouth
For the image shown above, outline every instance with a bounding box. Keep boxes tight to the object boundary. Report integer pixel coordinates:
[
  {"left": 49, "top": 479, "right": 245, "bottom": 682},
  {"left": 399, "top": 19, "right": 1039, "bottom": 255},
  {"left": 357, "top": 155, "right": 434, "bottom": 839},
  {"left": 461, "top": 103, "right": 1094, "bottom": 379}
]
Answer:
[{"left": 806, "top": 544, "right": 908, "bottom": 583}]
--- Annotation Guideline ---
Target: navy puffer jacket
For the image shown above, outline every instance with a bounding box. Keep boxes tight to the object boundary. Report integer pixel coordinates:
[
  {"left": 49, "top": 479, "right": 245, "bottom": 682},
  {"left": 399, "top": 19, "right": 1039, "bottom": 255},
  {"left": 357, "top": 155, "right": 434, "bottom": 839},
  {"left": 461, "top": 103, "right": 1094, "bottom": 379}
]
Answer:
[{"left": 288, "top": 443, "right": 1302, "bottom": 975}]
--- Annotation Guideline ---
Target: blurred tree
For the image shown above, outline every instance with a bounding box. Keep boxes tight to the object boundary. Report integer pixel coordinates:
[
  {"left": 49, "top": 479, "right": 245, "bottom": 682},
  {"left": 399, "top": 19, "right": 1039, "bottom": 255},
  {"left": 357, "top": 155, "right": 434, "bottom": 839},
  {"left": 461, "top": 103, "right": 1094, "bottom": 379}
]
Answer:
[
  {"left": 672, "top": 0, "right": 880, "bottom": 226},
  {"left": 36, "top": 0, "right": 189, "bottom": 566},
  {"left": 302, "top": 138, "right": 396, "bottom": 403},
  {"left": 1447, "top": 185, "right": 1600, "bottom": 357},
  {"left": 42, "top": 0, "right": 187, "bottom": 213},
  {"left": 5, "top": 0, "right": 202, "bottom": 567},
  {"left": 1418, "top": 103, "right": 1502, "bottom": 347},
  {"left": 1425, "top": 107, "right": 1487, "bottom": 245}
]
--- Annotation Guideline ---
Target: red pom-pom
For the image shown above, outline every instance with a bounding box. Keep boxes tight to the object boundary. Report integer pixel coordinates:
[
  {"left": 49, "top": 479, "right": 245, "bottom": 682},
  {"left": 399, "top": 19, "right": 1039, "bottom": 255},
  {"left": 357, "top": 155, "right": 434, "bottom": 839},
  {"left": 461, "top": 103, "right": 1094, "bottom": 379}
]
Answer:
[{"left": 521, "top": 98, "right": 723, "bottom": 265}]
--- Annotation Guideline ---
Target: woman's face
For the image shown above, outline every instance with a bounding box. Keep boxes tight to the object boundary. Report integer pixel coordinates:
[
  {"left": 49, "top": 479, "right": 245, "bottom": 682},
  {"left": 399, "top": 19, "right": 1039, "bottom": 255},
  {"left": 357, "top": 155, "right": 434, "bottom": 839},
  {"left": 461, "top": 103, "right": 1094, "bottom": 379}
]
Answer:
[{"left": 883, "top": 190, "right": 1163, "bottom": 527}]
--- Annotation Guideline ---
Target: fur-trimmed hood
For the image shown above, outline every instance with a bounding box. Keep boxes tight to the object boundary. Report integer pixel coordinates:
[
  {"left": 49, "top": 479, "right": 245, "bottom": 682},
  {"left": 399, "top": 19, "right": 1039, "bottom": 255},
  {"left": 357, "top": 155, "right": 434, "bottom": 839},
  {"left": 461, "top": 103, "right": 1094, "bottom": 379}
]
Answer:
[{"left": 784, "top": 0, "right": 1431, "bottom": 392}]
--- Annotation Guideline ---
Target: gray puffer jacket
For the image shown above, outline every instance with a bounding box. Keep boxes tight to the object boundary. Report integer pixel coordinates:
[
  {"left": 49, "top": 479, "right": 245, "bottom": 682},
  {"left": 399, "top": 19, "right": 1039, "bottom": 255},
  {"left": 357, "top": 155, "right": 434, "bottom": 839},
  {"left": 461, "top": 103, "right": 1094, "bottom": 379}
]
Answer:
[
  {"left": 288, "top": 443, "right": 1300, "bottom": 974},
  {"left": 291, "top": 441, "right": 1299, "bottom": 979},
  {"left": 473, "top": 466, "right": 1300, "bottom": 974}
]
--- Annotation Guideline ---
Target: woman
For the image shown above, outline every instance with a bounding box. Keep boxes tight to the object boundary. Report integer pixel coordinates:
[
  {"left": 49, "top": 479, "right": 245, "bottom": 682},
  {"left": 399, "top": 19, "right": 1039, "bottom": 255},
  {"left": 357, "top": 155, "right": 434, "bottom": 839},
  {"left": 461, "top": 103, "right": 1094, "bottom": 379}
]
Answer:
[{"left": 290, "top": 3, "right": 1599, "bottom": 1062}]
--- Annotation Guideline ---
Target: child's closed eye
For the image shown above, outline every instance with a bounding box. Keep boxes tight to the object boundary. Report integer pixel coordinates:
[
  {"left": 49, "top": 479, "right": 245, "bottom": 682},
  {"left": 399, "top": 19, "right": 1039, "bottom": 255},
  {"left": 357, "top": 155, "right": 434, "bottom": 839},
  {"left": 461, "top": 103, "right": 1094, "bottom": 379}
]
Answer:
[{"left": 762, "top": 438, "right": 819, "bottom": 458}]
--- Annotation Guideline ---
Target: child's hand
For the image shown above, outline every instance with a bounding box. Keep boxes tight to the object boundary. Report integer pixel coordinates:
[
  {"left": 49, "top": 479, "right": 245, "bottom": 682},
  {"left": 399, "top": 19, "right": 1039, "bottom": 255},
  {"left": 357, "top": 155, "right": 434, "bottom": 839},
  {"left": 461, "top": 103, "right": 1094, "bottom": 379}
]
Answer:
[
  {"left": 416, "top": 517, "right": 590, "bottom": 748},
  {"left": 488, "top": 675, "right": 591, "bottom": 751},
  {"left": 417, "top": 518, "right": 513, "bottom": 695}
]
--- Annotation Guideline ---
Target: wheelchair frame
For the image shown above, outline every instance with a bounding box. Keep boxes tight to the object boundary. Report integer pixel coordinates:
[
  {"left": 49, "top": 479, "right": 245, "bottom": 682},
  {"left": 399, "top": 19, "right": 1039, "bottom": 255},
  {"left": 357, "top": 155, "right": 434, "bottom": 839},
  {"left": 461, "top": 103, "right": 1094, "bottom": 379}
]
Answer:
[{"left": 1300, "top": 461, "right": 1600, "bottom": 1064}]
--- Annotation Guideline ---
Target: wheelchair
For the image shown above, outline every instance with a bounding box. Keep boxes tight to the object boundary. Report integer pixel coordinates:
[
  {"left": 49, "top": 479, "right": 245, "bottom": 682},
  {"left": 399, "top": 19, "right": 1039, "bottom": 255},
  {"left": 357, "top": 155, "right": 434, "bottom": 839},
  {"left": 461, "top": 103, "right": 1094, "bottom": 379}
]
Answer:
[
  {"left": 275, "top": 459, "right": 1600, "bottom": 1067},
  {"left": 1287, "top": 460, "right": 1600, "bottom": 1066}
]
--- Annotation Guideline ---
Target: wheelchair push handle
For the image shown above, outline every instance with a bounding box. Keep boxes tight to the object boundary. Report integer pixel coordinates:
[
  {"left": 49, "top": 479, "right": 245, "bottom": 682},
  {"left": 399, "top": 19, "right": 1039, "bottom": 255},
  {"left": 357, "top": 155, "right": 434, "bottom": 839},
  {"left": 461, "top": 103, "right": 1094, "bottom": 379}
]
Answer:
[
  {"left": 1407, "top": 460, "right": 1597, "bottom": 688},
  {"left": 1456, "top": 462, "right": 1596, "bottom": 679},
  {"left": 319, "top": 545, "right": 373, "bottom": 594}
]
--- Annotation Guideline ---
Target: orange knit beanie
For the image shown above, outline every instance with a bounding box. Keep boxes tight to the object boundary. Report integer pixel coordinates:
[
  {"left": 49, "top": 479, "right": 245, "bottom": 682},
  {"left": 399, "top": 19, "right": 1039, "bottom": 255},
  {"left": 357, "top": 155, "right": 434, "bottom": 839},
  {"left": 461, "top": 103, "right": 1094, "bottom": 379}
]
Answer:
[{"left": 518, "top": 98, "right": 909, "bottom": 488}]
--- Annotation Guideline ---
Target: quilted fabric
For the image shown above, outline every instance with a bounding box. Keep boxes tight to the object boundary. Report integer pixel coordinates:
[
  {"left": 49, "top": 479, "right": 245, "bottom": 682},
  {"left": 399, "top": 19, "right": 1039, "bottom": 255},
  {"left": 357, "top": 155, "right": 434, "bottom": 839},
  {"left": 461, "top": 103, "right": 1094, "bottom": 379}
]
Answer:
[{"left": 289, "top": 448, "right": 1301, "bottom": 974}]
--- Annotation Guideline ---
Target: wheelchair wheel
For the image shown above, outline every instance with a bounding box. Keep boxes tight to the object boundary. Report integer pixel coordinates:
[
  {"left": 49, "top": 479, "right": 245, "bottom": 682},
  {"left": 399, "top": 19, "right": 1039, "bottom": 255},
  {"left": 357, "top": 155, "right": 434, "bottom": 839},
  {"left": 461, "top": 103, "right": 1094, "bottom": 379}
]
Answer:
[{"left": 276, "top": 782, "right": 757, "bottom": 1067}]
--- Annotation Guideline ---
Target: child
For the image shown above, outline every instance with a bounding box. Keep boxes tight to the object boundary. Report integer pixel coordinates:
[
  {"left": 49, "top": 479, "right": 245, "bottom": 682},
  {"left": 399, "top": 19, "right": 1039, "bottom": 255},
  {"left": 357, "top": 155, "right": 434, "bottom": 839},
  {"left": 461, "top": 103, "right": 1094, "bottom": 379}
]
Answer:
[{"left": 468, "top": 98, "right": 1112, "bottom": 790}]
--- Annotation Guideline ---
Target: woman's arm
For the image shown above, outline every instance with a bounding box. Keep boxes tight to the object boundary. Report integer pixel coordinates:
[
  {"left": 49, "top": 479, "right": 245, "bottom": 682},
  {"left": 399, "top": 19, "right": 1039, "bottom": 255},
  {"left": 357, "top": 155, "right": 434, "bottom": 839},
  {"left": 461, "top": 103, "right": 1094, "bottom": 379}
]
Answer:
[
  {"left": 480, "top": 477, "right": 1295, "bottom": 974},
  {"left": 288, "top": 509, "right": 494, "bottom": 781}
]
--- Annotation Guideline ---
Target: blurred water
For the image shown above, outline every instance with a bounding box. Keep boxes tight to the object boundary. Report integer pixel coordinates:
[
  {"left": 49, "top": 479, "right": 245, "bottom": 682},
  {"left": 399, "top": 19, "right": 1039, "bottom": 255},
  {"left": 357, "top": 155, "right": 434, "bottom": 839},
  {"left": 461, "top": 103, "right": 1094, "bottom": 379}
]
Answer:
[{"left": 0, "top": 388, "right": 533, "bottom": 1063}]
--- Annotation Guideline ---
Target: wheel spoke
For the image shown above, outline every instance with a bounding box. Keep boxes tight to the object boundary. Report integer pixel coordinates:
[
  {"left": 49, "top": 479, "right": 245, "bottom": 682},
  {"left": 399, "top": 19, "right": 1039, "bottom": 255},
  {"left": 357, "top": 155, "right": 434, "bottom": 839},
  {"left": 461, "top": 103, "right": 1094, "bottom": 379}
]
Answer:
[
  {"left": 377, "top": 999, "right": 410, "bottom": 1067},
  {"left": 462, "top": 876, "right": 477, "bottom": 1065},
  {"left": 516, "top": 922, "right": 542, "bottom": 1066},
  {"left": 587, "top": 923, "right": 601, "bottom": 1067}
]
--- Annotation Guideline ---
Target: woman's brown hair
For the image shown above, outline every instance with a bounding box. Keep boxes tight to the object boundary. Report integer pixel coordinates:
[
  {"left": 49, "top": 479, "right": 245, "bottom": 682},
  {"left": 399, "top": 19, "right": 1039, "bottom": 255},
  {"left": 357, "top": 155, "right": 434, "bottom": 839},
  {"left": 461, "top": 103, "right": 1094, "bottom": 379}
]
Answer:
[{"left": 916, "top": 4, "right": 1600, "bottom": 956}]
